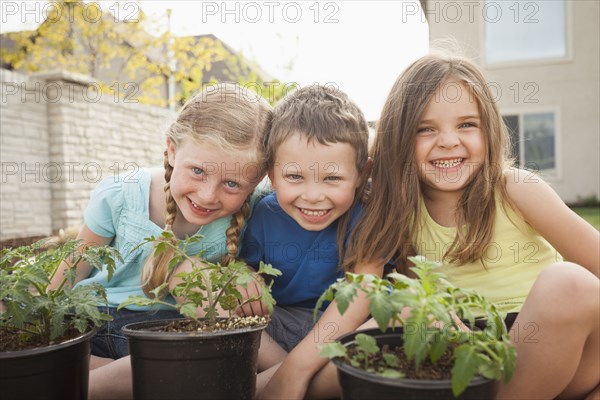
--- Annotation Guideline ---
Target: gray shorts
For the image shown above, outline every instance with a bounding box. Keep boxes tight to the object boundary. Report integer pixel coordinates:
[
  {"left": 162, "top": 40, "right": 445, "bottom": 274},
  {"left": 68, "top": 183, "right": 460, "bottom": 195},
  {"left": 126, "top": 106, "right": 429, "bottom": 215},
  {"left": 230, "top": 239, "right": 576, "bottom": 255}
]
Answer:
[{"left": 266, "top": 306, "right": 324, "bottom": 353}]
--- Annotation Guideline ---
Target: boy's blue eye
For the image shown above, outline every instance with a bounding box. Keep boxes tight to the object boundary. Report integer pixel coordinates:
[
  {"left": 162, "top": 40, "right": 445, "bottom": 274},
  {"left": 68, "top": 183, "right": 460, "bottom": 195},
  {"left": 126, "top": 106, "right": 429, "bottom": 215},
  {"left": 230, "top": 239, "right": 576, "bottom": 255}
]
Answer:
[
  {"left": 225, "top": 181, "right": 239, "bottom": 189},
  {"left": 286, "top": 174, "right": 302, "bottom": 181},
  {"left": 325, "top": 176, "right": 341, "bottom": 182},
  {"left": 192, "top": 167, "right": 204, "bottom": 175}
]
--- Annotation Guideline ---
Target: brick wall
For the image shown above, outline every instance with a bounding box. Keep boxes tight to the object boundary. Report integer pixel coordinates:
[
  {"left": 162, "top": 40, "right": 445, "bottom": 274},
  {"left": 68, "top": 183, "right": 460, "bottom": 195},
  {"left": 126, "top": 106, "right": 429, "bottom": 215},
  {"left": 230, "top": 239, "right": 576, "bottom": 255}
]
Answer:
[{"left": 0, "top": 69, "right": 173, "bottom": 240}]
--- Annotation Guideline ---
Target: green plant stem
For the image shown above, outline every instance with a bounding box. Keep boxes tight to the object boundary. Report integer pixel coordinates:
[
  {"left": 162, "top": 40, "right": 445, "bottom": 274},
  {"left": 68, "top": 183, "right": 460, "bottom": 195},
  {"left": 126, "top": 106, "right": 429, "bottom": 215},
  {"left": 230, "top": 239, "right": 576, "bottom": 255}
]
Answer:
[
  {"left": 477, "top": 341, "right": 503, "bottom": 364},
  {"left": 47, "top": 255, "right": 63, "bottom": 284},
  {"left": 52, "top": 255, "right": 83, "bottom": 296},
  {"left": 150, "top": 298, "right": 179, "bottom": 310},
  {"left": 1, "top": 324, "right": 39, "bottom": 336},
  {"left": 363, "top": 351, "right": 370, "bottom": 371},
  {"left": 163, "top": 240, "right": 216, "bottom": 322},
  {"left": 213, "top": 273, "right": 239, "bottom": 310},
  {"left": 200, "top": 267, "right": 215, "bottom": 323},
  {"left": 29, "top": 281, "right": 47, "bottom": 298}
]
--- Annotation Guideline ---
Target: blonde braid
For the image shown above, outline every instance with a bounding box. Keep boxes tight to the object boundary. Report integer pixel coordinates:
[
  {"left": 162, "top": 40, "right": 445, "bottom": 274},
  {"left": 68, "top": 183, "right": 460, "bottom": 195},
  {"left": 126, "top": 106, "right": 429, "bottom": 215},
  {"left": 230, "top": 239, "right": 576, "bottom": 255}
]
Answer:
[
  {"left": 141, "top": 151, "right": 179, "bottom": 297},
  {"left": 221, "top": 195, "right": 251, "bottom": 266},
  {"left": 162, "top": 150, "right": 178, "bottom": 230}
]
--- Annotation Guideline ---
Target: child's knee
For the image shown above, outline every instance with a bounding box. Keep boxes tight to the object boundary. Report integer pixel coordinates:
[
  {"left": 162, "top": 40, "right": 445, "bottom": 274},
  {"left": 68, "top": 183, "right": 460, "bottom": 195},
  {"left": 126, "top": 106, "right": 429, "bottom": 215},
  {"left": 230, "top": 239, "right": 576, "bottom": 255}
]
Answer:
[
  {"left": 358, "top": 318, "right": 379, "bottom": 330},
  {"left": 535, "top": 262, "right": 599, "bottom": 309}
]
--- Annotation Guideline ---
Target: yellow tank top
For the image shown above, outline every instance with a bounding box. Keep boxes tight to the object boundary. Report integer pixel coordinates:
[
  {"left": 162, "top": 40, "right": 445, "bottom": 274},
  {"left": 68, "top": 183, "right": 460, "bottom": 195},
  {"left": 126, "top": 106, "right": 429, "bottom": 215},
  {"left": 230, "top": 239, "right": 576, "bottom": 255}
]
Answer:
[{"left": 415, "top": 198, "right": 562, "bottom": 313}]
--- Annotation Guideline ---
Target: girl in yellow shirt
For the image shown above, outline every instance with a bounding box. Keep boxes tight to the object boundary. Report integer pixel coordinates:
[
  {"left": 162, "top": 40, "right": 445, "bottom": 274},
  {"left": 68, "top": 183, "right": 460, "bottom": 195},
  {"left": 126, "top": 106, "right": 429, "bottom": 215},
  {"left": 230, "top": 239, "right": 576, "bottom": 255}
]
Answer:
[{"left": 304, "top": 54, "right": 599, "bottom": 400}]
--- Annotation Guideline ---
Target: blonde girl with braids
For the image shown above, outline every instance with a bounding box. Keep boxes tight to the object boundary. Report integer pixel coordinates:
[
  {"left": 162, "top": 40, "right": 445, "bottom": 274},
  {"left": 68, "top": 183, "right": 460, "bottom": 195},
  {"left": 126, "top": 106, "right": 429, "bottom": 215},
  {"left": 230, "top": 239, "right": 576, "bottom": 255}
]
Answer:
[
  {"left": 49, "top": 83, "right": 272, "bottom": 399},
  {"left": 301, "top": 54, "right": 600, "bottom": 399}
]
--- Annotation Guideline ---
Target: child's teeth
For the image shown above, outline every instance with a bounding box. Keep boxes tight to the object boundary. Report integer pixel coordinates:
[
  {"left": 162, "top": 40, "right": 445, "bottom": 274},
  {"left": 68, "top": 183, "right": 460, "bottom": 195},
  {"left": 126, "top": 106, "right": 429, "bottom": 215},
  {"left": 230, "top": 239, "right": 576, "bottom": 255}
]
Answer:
[
  {"left": 432, "top": 158, "right": 463, "bottom": 168},
  {"left": 191, "top": 200, "right": 209, "bottom": 211},
  {"left": 301, "top": 209, "right": 327, "bottom": 217}
]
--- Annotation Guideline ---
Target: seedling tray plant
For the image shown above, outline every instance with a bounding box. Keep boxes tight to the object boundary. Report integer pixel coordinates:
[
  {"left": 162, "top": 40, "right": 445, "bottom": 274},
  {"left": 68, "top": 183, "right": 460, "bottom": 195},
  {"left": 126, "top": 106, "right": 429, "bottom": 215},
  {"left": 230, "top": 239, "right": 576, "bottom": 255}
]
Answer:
[
  {"left": 318, "top": 256, "right": 516, "bottom": 399},
  {"left": 0, "top": 239, "right": 121, "bottom": 400},
  {"left": 119, "top": 232, "right": 281, "bottom": 400}
]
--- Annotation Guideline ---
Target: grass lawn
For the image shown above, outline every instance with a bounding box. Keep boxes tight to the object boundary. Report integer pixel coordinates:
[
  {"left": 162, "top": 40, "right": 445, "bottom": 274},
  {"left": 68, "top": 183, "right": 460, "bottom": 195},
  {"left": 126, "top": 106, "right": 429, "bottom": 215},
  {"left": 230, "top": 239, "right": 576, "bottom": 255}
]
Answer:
[{"left": 572, "top": 207, "right": 600, "bottom": 231}]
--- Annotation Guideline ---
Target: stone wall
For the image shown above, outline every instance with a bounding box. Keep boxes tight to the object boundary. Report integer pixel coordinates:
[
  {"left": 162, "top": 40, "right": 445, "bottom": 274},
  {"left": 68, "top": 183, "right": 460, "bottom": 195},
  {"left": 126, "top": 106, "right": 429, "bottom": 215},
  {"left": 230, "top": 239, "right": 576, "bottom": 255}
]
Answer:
[{"left": 0, "top": 69, "right": 174, "bottom": 240}]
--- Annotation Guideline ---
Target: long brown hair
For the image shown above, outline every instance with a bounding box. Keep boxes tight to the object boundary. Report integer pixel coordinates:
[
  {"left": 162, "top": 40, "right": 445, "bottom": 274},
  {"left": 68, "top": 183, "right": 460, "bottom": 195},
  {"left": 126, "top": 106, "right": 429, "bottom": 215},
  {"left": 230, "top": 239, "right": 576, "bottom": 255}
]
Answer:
[
  {"left": 142, "top": 83, "right": 272, "bottom": 295},
  {"left": 344, "top": 55, "right": 513, "bottom": 273},
  {"left": 265, "top": 85, "right": 370, "bottom": 263}
]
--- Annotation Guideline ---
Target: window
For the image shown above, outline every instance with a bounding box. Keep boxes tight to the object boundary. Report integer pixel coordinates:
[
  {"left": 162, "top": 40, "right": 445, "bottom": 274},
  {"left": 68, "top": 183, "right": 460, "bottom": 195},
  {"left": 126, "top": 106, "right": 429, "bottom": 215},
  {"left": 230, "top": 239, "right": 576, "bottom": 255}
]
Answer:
[
  {"left": 503, "top": 112, "right": 557, "bottom": 173},
  {"left": 485, "top": 0, "right": 567, "bottom": 64}
]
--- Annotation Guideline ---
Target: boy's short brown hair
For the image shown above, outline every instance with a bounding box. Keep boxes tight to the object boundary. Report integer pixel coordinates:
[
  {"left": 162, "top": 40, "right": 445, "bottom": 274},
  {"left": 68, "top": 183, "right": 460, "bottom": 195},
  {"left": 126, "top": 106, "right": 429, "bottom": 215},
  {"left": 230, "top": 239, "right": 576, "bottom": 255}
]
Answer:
[{"left": 265, "top": 85, "right": 369, "bottom": 173}]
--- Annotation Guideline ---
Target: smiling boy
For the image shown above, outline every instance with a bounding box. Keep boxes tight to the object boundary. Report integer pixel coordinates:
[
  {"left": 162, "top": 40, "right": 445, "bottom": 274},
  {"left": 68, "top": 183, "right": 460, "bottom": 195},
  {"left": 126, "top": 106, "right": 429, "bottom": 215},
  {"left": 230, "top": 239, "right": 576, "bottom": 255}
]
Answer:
[{"left": 240, "top": 85, "right": 372, "bottom": 396}]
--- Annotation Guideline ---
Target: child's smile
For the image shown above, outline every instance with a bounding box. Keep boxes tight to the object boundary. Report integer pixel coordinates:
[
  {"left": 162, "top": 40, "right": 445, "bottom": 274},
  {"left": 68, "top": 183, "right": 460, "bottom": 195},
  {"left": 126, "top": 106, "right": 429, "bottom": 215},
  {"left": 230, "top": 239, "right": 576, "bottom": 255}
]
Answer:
[
  {"left": 298, "top": 207, "right": 332, "bottom": 224},
  {"left": 187, "top": 197, "right": 218, "bottom": 217},
  {"left": 430, "top": 158, "right": 464, "bottom": 169}
]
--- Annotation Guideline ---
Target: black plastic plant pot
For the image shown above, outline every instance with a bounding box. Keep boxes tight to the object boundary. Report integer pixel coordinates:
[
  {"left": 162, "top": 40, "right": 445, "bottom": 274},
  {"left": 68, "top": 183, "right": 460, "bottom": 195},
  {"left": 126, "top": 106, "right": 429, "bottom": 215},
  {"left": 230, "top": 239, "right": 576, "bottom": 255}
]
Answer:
[
  {"left": 332, "top": 328, "right": 498, "bottom": 400},
  {"left": 122, "top": 318, "right": 266, "bottom": 400},
  {"left": 0, "top": 328, "right": 96, "bottom": 400}
]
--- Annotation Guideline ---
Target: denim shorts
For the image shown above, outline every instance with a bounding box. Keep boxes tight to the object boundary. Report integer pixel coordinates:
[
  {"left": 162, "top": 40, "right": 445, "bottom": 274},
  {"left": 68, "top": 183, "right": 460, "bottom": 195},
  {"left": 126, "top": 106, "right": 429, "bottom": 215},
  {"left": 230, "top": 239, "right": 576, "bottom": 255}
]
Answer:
[{"left": 91, "top": 306, "right": 181, "bottom": 359}]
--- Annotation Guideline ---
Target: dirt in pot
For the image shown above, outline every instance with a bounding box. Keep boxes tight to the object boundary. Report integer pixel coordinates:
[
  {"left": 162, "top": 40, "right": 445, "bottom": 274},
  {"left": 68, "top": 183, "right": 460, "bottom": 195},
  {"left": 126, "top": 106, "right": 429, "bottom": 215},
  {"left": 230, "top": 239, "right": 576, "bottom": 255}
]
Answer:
[
  {"left": 0, "top": 326, "right": 84, "bottom": 352},
  {"left": 160, "top": 316, "right": 269, "bottom": 333},
  {"left": 346, "top": 342, "right": 460, "bottom": 380}
]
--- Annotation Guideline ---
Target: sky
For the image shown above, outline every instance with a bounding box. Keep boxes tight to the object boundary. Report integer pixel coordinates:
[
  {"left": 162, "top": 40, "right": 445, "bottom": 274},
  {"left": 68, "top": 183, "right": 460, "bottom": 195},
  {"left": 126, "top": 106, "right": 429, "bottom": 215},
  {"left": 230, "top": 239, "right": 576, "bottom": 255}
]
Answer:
[{"left": 0, "top": 1, "right": 429, "bottom": 120}]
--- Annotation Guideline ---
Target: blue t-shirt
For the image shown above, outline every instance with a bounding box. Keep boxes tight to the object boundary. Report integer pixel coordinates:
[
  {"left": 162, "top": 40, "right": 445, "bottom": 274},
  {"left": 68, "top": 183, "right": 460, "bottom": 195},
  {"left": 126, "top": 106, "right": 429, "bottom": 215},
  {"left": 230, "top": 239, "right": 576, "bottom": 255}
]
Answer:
[
  {"left": 240, "top": 193, "right": 362, "bottom": 310},
  {"left": 76, "top": 168, "right": 245, "bottom": 310}
]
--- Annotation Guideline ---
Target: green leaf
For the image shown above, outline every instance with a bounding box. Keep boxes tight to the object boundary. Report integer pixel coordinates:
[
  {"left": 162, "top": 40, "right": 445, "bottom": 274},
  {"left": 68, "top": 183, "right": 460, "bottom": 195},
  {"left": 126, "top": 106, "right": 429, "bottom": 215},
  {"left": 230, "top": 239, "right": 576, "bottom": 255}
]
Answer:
[
  {"left": 383, "top": 353, "right": 399, "bottom": 368},
  {"left": 355, "top": 333, "right": 379, "bottom": 354},
  {"left": 403, "top": 309, "right": 430, "bottom": 368},
  {"left": 386, "top": 272, "right": 414, "bottom": 287},
  {"left": 333, "top": 281, "right": 358, "bottom": 315},
  {"left": 259, "top": 285, "right": 277, "bottom": 314},
  {"left": 235, "top": 273, "right": 255, "bottom": 287},
  {"left": 367, "top": 290, "right": 396, "bottom": 332},
  {"left": 476, "top": 353, "right": 500, "bottom": 380},
  {"left": 451, "top": 344, "right": 479, "bottom": 397},
  {"left": 319, "top": 342, "right": 347, "bottom": 359},
  {"left": 500, "top": 341, "right": 517, "bottom": 383},
  {"left": 118, "top": 295, "right": 156, "bottom": 309},
  {"left": 429, "top": 330, "right": 448, "bottom": 363},
  {"left": 168, "top": 255, "right": 183, "bottom": 273},
  {"left": 258, "top": 261, "right": 282, "bottom": 277},
  {"left": 154, "top": 241, "right": 167, "bottom": 256},
  {"left": 379, "top": 369, "right": 404, "bottom": 379},
  {"left": 179, "top": 303, "right": 197, "bottom": 319},
  {"left": 219, "top": 294, "right": 239, "bottom": 311}
]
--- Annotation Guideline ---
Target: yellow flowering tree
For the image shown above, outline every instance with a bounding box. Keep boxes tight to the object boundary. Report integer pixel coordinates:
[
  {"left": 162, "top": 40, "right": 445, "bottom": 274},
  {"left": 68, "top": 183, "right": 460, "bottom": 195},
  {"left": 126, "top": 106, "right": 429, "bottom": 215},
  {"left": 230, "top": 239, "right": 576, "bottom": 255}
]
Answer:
[{"left": 0, "top": 0, "right": 254, "bottom": 107}]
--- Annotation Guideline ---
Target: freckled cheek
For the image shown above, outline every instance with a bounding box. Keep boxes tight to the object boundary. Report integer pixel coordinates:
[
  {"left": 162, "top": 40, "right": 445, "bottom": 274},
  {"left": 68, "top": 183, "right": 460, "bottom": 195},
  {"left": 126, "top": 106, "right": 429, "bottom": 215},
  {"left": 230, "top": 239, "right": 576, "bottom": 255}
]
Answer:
[
  {"left": 167, "top": 176, "right": 184, "bottom": 197},
  {"left": 331, "top": 187, "right": 356, "bottom": 207},
  {"left": 222, "top": 193, "right": 250, "bottom": 212}
]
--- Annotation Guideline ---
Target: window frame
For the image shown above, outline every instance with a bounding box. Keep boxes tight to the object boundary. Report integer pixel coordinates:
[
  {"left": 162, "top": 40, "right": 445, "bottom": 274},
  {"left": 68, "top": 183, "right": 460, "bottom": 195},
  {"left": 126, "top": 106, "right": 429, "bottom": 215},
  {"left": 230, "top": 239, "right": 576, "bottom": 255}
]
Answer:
[
  {"left": 501, "top": 106, "right": 562, "bottom": 181},
  {"left": 480, "top": 0, "right": 573, "bottom": 69}
]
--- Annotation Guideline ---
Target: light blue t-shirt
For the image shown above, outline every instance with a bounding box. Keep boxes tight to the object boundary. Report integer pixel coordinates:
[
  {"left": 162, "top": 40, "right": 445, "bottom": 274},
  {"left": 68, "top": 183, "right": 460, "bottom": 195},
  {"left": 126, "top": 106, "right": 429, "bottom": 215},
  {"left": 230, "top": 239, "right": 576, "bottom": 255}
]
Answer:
[{"left": 75, "top": 168, "right": 239, "bottom": 310}]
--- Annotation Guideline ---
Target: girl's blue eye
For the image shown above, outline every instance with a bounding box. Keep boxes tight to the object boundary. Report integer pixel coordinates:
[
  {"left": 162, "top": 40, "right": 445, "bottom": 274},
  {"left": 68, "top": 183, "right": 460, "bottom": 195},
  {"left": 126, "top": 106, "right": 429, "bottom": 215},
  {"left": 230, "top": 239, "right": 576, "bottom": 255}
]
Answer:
[
  {"left": 286, "top": 174, "right": 302, "bottom": 182},
  {"left": 460, "top": 122, "right": 476, "bottom": 129},
  {"left": 325, "top": 176, "right": 341, "bottom": 182},
  {"left": 417, "top": 127, "right": 432, "bottom": 134},
  {"left": 192, "top": 167, "right": 204, "bottom": 175},
  {"left": 225, "top": 181, "right": 239, "bottom": 189}
]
